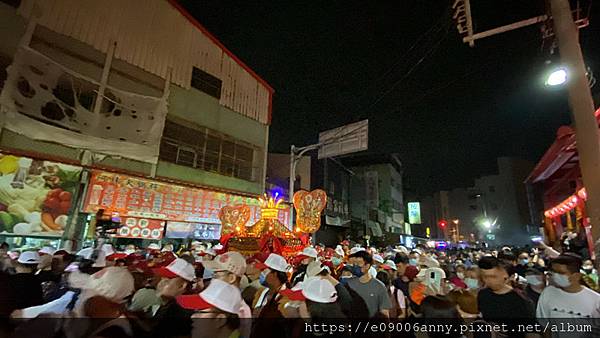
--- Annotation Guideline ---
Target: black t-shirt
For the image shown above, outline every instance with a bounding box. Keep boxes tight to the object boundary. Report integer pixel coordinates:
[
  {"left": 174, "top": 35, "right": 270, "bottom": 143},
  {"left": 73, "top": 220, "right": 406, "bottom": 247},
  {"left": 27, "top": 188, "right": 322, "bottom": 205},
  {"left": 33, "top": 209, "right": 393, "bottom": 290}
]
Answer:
[
  {"left": 525, "top": 285, "right": 542, "bottom": 308},
  {"left": 8, "top": 273, "right": 44, "bottom": 311},
  {"left": 152, "top": 300, "right": 193, "bottom": 338},
  {"left": 477, "top": 288, "right": 534, "bottom": 320}
]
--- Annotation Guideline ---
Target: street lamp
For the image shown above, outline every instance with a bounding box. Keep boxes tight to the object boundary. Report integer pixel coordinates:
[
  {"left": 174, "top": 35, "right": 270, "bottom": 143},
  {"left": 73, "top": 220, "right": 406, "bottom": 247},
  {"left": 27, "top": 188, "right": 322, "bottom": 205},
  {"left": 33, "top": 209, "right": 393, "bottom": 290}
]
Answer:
[
  {"left": 545, "top": 67, "right": 568, "bottom": 86},
  {"left": 483, "top": 220, "right": 492, "bottom": 229}
]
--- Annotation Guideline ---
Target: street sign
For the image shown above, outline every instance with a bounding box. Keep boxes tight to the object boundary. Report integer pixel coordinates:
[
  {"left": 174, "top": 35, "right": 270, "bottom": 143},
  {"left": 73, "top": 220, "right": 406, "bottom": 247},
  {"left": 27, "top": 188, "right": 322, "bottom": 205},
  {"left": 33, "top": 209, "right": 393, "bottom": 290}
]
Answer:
[
  {"left": 485, "top": 233, "right": 496, "bottom": 241},
  {"left": 318, "top": 119, "right": 368, "bottom": 159},
  {"left": 408, "top": 202, "right": 422, "bottom": 224}
]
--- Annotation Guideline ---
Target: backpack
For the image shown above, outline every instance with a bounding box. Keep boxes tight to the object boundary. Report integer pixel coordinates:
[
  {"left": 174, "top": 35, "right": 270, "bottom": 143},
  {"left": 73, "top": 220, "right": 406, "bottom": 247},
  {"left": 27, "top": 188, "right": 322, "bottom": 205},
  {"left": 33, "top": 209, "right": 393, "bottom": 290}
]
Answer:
[{"left": 344, "top": 283, "right": 371, "bottom": 319}]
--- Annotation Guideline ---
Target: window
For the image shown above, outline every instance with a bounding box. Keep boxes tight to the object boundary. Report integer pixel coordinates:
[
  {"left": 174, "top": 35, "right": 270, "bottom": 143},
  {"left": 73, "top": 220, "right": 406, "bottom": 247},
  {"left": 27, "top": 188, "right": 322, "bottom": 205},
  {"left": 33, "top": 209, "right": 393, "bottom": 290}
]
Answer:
[
  {"left": 159, "top": 119, "right": 257, "bottom": 181},
  {"left": 489, "top": 186, "right": 495, "bottom": 193},
  {"left": 191, "top": 67, "right": 222, "bottom": 99}
]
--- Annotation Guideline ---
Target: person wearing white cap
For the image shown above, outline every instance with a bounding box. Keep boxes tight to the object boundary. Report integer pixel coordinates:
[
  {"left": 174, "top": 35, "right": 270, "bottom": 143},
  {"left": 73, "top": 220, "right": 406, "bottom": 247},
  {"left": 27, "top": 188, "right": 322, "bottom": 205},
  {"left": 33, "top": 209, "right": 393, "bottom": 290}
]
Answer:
[
  {"left": 202, "top": 251, "right": 251, "bottom": 338},
  {"left": 330, "top": 245, "right": 346, "bottom": 279},
  {"left": 299, "top": 277, "right": 346, "bottom": 320},
  {"left": 177, "top": 279, "right": 243, "bottom": 338},
  {"left": 7, "top": 250, "right": 44, "bottom": 311},
  {"left": 291, "top": 246, "right": 318, "bottom": 287},
  {"left": 408, "top": 250, "right": 420, "bottom": 266},
  {"left": 148, "top": 243, "right": 161, "bottom": 251},
  {"left": 346, "top": 250, "right": 392, "bottom": 318},
  {"left": 372, "top": 254, "right": 384, "bottom": 277},
  {"left": 77, "top": 247, "right": 107, "bottom": 268},
  {"left": 151, "top": 258, "right": 197, "bottom": 338},
  {"left": 251, "top": 253, "right": 290, "bottom": 338}
]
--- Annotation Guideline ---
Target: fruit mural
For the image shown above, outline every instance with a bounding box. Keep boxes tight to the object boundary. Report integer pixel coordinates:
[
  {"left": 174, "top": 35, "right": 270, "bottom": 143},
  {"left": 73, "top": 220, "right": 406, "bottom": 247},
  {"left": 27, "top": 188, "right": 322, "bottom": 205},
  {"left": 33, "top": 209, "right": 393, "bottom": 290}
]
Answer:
[{"left": 0, "top": 154, "right": 82, "bottom": 236}]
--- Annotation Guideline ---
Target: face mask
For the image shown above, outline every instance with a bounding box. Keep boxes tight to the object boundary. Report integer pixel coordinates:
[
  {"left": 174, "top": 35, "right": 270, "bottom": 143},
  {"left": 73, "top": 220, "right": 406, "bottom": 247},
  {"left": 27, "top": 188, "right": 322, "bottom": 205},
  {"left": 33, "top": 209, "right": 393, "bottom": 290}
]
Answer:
[
  {"left": 464, "top": 278, "right": 479, "bottom": 289},
  {"left": 520, "top": 259, "right": 529, "bottom": 265},
  {"left": 259, "top": 269, "right": 270, "bottom": 287},
  {"left": 525, "top": 275, "right": 544, "bottom": 286},
  {"left": 409, "top": 258, "right": 418, "bottom": 266},
  {"left": 331, "top": 257, "right": 342, "bottom": 266},
  {"left": 552, "top": 273, "right": 571, "bottom": 288},
  {"left": 457, "top": 272, "right": 465, "bottom": 279},
  {"left": 583, "top": 268, "right": 593, "bottom": 274},
  {"left": 350, "top": 265, "right": 363, "bottom": 278}
]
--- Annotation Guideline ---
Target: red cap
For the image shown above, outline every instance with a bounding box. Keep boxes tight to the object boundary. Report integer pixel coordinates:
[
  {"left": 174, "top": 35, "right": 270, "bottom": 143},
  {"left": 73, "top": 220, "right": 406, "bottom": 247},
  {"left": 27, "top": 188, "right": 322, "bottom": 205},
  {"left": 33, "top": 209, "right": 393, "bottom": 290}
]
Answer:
[
  {"left": 177, "top": 294, "right": 212, "bottom": 310},
  {"left": 153, "top": 266, "right": 180, "bottom": 279},
  {"left": 53, "top": 250, "right": 70, "bottom": 257},
  {"left": 280, "top": 288, "right": 306, "bottom": 301},
  {"left": 254, "top": 261, "right": 268, "bottom": 271},
  {"left": 404, "top": 265, "right": 419, "bottom": 281},
  {"left": 107, "top": 253, "right": 128, "bottom": 261}
]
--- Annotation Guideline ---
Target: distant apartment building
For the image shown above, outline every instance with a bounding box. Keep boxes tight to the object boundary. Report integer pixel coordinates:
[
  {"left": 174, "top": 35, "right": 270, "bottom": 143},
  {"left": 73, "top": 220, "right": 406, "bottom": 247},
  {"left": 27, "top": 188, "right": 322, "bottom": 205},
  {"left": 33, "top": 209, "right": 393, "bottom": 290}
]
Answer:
[{"left": 429, "top": 157, "right": 533, "bottom": 245}]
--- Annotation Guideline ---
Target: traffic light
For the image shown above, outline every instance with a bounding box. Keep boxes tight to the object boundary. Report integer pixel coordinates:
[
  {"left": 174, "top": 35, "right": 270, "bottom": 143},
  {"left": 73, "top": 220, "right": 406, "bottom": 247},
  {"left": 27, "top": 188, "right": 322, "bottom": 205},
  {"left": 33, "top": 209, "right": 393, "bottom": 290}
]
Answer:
[{"left": 438, "top": 219, "right": 447, "bottom": 228}]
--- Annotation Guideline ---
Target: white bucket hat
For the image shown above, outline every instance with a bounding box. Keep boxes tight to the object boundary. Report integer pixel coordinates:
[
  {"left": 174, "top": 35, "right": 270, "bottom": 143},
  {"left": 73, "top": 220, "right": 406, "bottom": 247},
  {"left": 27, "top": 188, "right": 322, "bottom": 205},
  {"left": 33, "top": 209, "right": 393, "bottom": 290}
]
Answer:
[
  {"left": 176, "top": 279, "right": 243, "bottom": 314},
  {"left": 17, "top": 251, "right": 40, "bottom": 264},
  {"left": 202, "top": 251, "right": 247, "bottom": 277},
  {"left": 301, "top": 277, "right": 338, "bottom": 303}
]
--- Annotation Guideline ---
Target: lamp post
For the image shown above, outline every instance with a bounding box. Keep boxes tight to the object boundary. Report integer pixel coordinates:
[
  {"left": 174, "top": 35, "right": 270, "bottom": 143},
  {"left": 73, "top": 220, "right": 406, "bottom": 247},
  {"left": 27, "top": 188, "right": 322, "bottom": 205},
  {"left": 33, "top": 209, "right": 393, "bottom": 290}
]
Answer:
[{"left": 545, "top": 67, "right": 568, "bottom": 86}]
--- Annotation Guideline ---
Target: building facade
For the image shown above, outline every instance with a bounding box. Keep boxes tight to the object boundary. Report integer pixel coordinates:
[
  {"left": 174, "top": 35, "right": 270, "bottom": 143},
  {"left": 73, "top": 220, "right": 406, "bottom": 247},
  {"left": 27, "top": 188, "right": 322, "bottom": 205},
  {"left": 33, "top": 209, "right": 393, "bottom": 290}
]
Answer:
[
  {"left": 0, "top": 0, "right": 278, "bottom": 249},
  {"left": 429, "top": 157, "right": 533, "bottom": 245},
  {"left": 266, "top": 153, "right": 311, "bottom": 201},
  {"left": 345, "top": 154, "right": 404, "bottom": 246}
]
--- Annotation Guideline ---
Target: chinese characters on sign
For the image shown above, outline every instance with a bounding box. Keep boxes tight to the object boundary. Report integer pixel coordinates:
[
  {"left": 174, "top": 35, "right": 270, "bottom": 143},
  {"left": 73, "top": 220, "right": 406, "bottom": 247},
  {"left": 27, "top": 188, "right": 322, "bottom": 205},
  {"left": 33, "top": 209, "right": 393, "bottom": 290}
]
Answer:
[
  {"left": 83, "top": 171, "right": 290, "bottom": 239},
  {"left": 408, "top": 202, "right": 422, "bottom": 224}
]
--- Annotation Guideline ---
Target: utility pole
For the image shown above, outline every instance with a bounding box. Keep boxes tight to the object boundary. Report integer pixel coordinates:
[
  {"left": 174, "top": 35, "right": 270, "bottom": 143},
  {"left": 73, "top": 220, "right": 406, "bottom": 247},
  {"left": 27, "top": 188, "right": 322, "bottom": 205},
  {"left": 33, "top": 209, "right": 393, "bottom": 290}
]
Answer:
[
  {"left": 550, "top": 0, "right": 600, "bottom": 251},
  {"left": 455, "top": 0, "right": 598, "bottom": 251}
]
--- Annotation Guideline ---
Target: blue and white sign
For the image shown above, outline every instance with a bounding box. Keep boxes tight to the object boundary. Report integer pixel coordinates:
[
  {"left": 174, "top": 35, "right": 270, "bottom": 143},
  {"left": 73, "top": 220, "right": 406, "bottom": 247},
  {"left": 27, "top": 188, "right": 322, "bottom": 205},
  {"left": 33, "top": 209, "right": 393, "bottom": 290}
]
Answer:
[{"left": 408, "top": 202, "right": 421, "bottom": 224}]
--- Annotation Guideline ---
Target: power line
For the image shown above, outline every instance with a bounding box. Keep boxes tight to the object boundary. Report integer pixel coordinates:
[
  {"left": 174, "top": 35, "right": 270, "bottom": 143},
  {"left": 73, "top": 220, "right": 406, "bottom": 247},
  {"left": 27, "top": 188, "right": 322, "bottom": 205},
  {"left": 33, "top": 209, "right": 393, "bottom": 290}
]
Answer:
[{"left": 357, "top": 20, "right": 452, "bottom": 116}]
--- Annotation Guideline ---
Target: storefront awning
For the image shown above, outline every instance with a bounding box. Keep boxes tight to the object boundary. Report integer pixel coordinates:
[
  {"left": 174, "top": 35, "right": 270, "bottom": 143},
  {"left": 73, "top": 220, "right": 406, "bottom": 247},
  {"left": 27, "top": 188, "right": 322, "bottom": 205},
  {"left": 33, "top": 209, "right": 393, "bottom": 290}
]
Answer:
[{"left": 526, "top": 108, "right": 600, "bottom": 184}]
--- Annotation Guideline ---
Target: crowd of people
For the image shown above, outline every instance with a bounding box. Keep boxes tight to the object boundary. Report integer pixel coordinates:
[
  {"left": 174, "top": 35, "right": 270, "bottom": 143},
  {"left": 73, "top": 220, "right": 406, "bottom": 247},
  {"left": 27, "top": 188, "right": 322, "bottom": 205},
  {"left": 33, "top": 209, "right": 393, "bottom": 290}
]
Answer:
[{"left": 1, "top": 239, "right": 600, "bottom": 338}]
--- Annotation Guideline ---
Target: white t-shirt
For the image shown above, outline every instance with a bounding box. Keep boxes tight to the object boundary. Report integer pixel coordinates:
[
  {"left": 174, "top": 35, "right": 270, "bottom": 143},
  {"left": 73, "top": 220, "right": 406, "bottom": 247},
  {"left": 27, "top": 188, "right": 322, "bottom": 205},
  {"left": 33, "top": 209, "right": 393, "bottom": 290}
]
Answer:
[{"left": 536, "top": 285, "right": 600, "bottom": 319}]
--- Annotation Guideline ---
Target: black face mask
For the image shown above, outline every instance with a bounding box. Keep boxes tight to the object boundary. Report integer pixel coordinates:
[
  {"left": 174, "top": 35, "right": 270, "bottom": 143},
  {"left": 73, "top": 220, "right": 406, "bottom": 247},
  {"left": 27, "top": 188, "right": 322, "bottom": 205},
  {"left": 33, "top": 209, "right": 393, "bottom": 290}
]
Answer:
[{"left": 583, "top": 268, "right": 593, "bottom": 274}]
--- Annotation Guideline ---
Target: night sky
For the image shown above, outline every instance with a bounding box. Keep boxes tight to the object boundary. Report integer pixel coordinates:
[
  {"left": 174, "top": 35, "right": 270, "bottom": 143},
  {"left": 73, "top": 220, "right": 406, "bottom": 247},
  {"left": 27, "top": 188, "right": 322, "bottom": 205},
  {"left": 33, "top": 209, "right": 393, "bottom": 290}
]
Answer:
[{"left": 180, "top": 0, "right": 600, "bottom": 196}]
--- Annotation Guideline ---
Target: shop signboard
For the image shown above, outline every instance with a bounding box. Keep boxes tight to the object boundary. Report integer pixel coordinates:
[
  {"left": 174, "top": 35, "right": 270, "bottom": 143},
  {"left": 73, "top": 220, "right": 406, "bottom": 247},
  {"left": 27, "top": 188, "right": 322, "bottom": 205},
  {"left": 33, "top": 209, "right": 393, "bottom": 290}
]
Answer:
[
  {"left": 0, "top": 153, "right": 82, "bottom": 237},
  {"left": 408, "top": 202, "right": 422, "bottom": 224},
  {"left": 164, "top": 222, "right": 221, "bottom": 240},
  {"left": 116, "top": 217, "right": 165, "bottom": 239},
  {"left": 83, "top": 171, "right": 290, "bottom": 238}
]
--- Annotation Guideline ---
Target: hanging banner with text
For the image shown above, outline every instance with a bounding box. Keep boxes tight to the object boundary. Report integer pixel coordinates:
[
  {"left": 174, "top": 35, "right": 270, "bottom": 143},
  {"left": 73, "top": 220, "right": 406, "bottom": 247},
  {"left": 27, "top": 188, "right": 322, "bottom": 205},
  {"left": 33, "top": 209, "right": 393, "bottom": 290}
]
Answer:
[{"left": 82, "top": 171, "right": 290, "bottom": 227}]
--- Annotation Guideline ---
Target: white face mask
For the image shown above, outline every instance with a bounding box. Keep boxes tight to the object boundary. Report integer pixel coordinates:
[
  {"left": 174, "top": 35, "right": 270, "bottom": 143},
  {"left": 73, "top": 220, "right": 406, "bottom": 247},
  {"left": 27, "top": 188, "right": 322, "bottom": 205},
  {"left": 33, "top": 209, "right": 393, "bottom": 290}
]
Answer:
[
  {"left": 464, "top": 278, "right": 479, "bottom": 289},
  {"left": 551, "top": 273, "right": 571, "bottom": 288},
  {"left": 456, "top": 272, "right": 465, "bottom": 279},
  {"left": 525, "top": 275, "right": 544, "bottom": 286}
]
